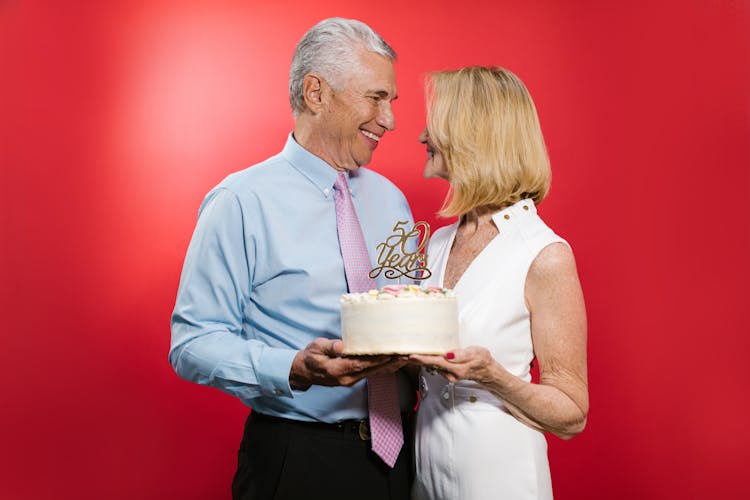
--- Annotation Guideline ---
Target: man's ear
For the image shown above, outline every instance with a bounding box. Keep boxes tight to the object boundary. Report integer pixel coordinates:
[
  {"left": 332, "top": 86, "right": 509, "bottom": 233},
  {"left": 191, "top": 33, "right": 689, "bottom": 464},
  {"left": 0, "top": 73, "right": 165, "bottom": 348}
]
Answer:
[{"left": 302, "top": 73, "right": 325, "bottom": 113}]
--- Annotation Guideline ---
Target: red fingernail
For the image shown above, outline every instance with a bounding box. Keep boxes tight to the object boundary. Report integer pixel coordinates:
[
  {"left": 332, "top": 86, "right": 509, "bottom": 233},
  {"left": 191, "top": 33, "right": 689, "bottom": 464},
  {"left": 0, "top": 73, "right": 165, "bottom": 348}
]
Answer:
[{"left": 446, "top": 352, "right": 455, "bottom": 360}]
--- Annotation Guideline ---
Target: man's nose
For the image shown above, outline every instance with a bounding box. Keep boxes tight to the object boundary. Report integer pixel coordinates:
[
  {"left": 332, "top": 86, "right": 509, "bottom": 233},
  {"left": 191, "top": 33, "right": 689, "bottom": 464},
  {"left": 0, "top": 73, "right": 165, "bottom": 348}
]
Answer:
[{"left": 377, "top": 101, "right": 395, "bottom": 131}]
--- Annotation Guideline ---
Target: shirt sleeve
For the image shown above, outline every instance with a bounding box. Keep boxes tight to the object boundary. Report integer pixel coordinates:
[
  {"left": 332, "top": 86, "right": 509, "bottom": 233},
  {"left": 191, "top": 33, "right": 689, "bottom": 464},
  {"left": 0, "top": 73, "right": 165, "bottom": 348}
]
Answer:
[{"left": 169, "top": 188, "right": 296, "bottom": 400}]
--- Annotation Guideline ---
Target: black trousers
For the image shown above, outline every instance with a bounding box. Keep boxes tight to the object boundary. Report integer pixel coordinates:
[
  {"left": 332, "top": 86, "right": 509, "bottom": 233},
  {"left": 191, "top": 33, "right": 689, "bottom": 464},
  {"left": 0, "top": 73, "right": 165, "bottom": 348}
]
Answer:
[{"left": 232, "top": 411, "right": 414, "bottom": 500}]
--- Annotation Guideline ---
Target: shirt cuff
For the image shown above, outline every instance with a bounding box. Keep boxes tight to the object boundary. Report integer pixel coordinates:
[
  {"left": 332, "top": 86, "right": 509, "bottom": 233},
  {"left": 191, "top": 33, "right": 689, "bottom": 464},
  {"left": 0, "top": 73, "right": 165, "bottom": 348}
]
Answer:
[{"left": 256, "top": 346, "right": 298, "bottom": 397}]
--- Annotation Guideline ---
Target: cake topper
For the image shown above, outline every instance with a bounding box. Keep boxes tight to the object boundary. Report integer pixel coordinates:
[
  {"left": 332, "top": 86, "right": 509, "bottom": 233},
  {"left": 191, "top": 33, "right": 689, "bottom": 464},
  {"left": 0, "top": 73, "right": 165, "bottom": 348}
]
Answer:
[{"left": 369, "top": 221, "right": 432, "bottom": 281}]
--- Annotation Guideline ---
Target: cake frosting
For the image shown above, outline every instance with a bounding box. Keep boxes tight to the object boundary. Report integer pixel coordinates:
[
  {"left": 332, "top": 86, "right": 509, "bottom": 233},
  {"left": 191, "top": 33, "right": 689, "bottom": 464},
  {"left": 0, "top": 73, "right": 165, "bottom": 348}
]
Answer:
[{"left": 341, "top": 284, "right": 459, "bottom": 355}]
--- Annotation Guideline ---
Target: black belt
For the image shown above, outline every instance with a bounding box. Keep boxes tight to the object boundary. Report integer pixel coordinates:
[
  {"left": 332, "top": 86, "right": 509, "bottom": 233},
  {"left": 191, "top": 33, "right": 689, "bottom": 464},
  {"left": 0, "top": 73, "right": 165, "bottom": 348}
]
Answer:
[{"left": 251, "top": 412, "right": 409, "bottom": 441}]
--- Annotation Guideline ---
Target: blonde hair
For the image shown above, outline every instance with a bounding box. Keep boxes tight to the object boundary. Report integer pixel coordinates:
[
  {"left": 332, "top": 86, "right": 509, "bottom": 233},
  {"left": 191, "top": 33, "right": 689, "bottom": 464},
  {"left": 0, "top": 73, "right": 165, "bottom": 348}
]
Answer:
[{"left": 425, "top": 66, "right": 551, "bottom": 218}]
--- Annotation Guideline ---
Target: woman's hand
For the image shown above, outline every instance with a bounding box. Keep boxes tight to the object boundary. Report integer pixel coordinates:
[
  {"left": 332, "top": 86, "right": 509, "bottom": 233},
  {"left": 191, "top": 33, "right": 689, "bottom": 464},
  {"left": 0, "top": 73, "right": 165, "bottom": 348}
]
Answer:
[{"left": 409, "top": 346, "right": 505, "bottom": 385}]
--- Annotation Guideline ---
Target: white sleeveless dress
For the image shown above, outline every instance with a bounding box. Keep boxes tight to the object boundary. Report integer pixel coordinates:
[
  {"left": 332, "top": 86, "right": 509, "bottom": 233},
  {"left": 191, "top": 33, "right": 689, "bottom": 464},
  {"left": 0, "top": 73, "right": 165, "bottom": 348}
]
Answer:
[{"left": 412, "top": 199, "right": 566, "bottom": 500}]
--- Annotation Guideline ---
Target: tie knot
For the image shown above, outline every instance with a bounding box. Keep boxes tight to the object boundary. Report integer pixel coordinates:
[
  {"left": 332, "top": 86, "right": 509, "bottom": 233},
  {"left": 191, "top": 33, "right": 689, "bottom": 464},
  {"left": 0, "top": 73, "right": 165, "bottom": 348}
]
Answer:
[{"left": 333, "top": 172, "right": 348, "bottom": 193}]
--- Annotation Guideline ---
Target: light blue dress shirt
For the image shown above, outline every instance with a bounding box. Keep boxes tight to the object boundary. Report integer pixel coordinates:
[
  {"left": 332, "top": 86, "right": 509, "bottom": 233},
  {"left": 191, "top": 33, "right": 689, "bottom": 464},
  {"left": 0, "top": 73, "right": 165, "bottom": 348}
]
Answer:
[{"left": 170, "top": 134, "right": 415, "bottom": 422}]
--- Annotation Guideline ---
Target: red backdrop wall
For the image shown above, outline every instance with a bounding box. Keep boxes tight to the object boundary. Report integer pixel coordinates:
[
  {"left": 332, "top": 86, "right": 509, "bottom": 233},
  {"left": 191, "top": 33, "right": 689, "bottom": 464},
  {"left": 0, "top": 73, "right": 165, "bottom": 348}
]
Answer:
[{"left": 2, "top": 1, "right": 749, "bottom": 499}]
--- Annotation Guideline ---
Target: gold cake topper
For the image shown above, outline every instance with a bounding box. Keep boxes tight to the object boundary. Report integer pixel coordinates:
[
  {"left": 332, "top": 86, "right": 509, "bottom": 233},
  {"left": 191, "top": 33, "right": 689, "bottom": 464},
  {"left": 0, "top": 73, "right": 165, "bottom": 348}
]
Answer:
[{"left": 369, "top": 221, "right": 432, "bottom": 281}]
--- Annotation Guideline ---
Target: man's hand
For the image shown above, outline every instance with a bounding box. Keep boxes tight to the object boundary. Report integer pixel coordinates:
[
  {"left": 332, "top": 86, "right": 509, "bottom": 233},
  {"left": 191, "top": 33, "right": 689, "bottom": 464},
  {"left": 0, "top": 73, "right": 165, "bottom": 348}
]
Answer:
[{"left": 289, "top": 338, "right": 407, "bottom": 390}]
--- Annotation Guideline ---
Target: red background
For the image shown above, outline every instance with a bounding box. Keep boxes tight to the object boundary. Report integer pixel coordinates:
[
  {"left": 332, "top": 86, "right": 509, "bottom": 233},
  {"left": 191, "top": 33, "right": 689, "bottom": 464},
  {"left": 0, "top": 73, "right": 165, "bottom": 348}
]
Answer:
[{"left": 2, "top": 1, "right": 749, "bottom": 498}]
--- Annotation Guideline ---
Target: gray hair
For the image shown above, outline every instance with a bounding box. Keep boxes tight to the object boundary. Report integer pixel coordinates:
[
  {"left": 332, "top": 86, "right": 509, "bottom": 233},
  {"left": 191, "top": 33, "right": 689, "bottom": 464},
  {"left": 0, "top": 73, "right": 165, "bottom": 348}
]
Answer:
[{"left": 289, "top": 18, "right": 397, "bottom": 116}]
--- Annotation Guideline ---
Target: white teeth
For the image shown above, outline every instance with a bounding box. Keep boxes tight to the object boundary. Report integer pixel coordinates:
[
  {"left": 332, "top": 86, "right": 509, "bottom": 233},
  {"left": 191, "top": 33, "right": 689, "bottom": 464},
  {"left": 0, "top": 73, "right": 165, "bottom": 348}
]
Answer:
[{"left": 361, "top": 130, "right": 380, "bottom": 142}]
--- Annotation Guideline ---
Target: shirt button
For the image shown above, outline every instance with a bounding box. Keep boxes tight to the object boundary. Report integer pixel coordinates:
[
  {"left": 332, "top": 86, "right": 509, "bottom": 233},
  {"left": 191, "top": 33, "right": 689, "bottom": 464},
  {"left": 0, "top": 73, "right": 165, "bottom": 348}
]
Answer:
[
  {"left": 324, "top": 188, "right": 330, "bottom": 196},
  {"left": 274, "top": 389, "right": 283, "bottom": 395},
  {"left": 442, "top": 391, "right": 450, "bottom": 400},
  {"left": 504, "top": 214, "right": 510, "bottom": 220},
  {"left": 469, "top": 395, "right": 477, "bottom": 403}
]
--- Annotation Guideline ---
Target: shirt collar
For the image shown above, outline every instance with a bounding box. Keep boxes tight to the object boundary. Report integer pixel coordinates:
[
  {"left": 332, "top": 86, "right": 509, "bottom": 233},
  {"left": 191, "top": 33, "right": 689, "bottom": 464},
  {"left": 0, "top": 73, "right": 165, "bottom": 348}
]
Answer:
[{"left": 280, "top": 133, "right": 343, "bottom": 198}]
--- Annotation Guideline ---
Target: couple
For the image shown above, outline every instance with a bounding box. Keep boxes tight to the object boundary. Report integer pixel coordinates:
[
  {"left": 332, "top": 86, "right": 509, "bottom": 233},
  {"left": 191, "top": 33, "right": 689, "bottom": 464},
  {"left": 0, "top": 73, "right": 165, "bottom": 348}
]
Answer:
[{"left": 170, "top": 17, "right": 588, "bottom": 500}]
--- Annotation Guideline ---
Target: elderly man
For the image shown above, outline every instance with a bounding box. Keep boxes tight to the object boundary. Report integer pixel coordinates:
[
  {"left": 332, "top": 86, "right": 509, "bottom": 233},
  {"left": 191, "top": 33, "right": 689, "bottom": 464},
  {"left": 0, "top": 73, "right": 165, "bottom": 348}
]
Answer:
[{"left": 170, "top": 18, "right": 414, "bottom": 500}]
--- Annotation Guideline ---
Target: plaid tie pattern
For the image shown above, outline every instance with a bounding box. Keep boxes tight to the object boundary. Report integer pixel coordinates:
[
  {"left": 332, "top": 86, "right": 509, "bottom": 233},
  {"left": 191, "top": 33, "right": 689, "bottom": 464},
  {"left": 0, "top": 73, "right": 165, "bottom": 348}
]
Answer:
[{"left": 333, "top": 172, "right": 403, "bottom": 468}]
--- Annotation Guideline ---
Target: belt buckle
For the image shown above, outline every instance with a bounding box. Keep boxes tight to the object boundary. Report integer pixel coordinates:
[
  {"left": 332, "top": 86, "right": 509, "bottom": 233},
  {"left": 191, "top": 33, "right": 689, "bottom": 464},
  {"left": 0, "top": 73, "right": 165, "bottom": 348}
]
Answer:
[{"left": 358, "top": 419, "right": 370, "bottom": 441}]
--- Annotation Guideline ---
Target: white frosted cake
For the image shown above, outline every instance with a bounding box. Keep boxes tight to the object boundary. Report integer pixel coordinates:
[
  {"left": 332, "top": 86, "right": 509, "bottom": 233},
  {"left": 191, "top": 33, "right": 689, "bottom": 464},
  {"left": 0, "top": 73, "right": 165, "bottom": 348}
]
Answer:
[{"left": 341, "top": 285, "right": 459, "bottom": 355}]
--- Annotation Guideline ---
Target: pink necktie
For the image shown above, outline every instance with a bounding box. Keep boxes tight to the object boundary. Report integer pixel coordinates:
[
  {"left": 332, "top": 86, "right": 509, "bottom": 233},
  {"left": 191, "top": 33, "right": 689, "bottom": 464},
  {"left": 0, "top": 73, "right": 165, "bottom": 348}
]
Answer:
[{"left": 333, "top": 172, "right": 403, "bottom": 468}]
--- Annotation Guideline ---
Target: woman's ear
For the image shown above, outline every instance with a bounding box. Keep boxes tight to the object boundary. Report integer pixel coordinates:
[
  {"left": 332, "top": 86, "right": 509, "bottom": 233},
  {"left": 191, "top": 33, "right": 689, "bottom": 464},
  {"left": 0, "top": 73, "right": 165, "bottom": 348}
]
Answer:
[{"left": 302, "top": 73, "right": 325, "bottom": 114}]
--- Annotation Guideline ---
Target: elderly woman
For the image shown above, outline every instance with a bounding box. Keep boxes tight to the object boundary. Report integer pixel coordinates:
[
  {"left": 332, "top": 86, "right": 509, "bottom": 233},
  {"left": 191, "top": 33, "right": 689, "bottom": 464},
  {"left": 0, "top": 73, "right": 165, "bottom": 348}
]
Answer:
[{"left": 410, "top": 66, "right": 589, "bottom": 500}]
